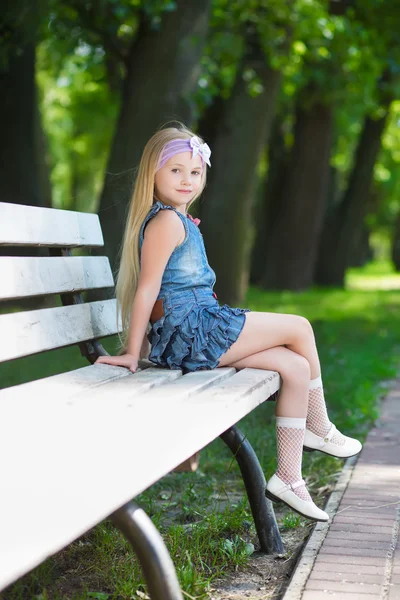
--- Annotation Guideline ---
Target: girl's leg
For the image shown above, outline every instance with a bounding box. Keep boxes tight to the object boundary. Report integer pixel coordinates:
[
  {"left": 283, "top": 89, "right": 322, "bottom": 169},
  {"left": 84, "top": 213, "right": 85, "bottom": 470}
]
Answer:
[
  {"left": 307, "top": 376, "right": 340, "bottom": 440},
  {"left": 229, "top": 346, "right": 328, "bottom": 521},
  {"left": 230, "top": 345, "right": 311, "bottom": 417},
  {"left": 217, "top": 312, "right": 321, "bottom": 376},
  {"left": 219, "top": 312, "right": 362, "bottom": 458},
  {"left": 304, "top": 375, "right": 362, "bottom": 456}
]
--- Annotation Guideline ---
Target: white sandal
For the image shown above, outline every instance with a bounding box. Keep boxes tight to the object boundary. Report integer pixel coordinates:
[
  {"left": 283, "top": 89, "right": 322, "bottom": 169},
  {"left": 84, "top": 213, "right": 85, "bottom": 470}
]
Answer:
[
  {"left": 265, "top": 474, "right": 329, "bottom": 522},
  {"left": 303, "top": 424, "right": 362, "bottom": 458}
]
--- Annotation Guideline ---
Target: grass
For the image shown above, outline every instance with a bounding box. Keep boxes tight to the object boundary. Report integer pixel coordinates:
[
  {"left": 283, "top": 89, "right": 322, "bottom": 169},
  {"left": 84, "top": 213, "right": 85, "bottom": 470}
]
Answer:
[{"left": 2, "top": 260, "right": 400, "bottom": 599}]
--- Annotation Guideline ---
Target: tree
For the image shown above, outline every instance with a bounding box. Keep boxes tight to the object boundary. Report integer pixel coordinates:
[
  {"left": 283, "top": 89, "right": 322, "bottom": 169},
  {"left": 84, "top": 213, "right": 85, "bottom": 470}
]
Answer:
[
  {"left": 258, "top": 0, "right": 382, "bottom": 290},
  {"left": 196, "top": 0, "right": 301, "bottom": 304},
  {"left": 260, "top": 97, "right": 333, "bottom": 290},
  {"left": 250, "top": 112, "right": 289, "bottom": 285},
  {"left": 314, "top": 0, "right": 400, "bottom": 284},
  {"left": 200, "top": 29, "right": 281, "bottom": 305},
  {"left": 392, "top": 211, "right": 400, "bottom": 271},
  {"left": 315, "top": 103, "right": 390, "bottom": 285},
  {"left": 0, "top": 1, "right": 47, "bottom": 207}
]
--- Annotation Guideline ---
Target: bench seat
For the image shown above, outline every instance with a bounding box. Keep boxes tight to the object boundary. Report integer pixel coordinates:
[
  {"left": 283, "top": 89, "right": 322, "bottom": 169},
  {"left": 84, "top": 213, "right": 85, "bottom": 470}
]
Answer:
[{"left": 0, "top": 365, "right": 280, "bottom": 591}]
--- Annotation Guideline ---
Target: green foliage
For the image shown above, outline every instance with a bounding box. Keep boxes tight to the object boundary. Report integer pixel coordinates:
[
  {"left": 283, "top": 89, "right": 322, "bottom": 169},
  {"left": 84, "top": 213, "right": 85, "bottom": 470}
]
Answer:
[
  {"left": 285, "top": 6, "right": 384, "bottom": 107},
  {"left": 281, "top": 513, "right": 302, "bottom": 530},
  {"left": 36, "top": 40, "right": 118, "bottom": 211},
  {"left": 369, "top": 101, "right": 400, "bottom": 233},
  {"left": 31, "top": 0, "right": 400, "bottom": 222}
]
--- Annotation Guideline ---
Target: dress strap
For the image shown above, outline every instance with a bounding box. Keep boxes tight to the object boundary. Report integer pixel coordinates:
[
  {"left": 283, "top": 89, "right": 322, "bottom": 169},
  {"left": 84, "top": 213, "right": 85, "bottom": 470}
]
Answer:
[{"left": 139, "top": 200, "right": 189, "bottom": 248}]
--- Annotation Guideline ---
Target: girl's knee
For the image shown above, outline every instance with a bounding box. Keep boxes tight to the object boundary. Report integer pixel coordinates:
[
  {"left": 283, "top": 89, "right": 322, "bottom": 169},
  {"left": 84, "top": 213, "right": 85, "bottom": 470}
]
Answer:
[
  {"left": 292, "top": 315, "right": 314, "bottom": 341},
  {"left": 280, "top": 352, "right": 311, "bottom": 383}
]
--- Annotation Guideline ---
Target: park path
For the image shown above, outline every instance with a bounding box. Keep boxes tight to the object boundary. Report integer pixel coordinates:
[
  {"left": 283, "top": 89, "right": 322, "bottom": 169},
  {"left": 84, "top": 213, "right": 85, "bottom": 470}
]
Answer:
[{"left": 288, "top": 379, "right": 400, "bottom": 600}]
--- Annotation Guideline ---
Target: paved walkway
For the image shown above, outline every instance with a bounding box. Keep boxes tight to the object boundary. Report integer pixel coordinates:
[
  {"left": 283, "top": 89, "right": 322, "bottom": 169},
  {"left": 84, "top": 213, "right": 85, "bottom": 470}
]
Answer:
[{"left": 286, "top": 381, "right": 400, "bottom": 600}]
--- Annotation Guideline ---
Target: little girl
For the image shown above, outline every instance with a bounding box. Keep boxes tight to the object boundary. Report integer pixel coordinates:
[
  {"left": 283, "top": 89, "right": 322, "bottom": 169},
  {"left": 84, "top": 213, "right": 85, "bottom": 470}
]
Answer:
[{"left": 96, "top": 123, "right": 362, "bottom": 522}]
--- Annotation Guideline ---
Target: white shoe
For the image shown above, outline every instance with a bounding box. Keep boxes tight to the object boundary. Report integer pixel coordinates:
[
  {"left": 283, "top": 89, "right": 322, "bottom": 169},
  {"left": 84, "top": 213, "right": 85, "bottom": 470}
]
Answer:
[
  {"left": 265, "top": 474, "right": 329, "bottom": 522},
  {"left": 304, "top": 424, "right": 362, "bottom": 458}
]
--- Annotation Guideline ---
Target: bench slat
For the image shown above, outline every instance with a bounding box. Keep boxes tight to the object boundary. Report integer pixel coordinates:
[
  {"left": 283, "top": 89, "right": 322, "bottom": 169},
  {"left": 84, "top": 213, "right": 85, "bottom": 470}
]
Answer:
[
  {"left": 0, "top": 202, "right": 104, "bottom": 247},
  {"left": 0, "top": 256, "right": 114, "bottom": 300},
  {"left": 0, "top": 367, "right": 279, "bottom": 591},
  {"left": 0, "top": 364, "right": 182, "bottom": 400},
  {"left": 0, "top": 300, "right": 120, "bottom": 362}
]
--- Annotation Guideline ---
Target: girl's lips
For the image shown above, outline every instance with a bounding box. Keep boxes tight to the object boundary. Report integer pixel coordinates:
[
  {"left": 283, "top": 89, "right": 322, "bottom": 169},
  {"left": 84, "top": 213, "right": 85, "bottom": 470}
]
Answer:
[{"left": 177, "top": 190, "right": 192, "bottom": 193}]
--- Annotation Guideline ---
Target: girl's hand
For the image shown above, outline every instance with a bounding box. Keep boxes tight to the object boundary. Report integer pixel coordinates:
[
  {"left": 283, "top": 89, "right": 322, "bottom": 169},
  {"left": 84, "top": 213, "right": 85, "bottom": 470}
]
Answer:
[{"left": 95, "top": 353, "right": 138, "bottom": 373}]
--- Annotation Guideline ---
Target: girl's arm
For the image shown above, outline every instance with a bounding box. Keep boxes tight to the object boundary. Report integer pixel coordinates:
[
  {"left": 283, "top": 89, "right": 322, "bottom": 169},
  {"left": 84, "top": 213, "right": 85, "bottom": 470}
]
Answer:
[
  {"left": 96, "top": 210, "right": 184, "bottom": 371},
  {"left": 139, "top": 325, "right": 151, "bottom": 359}
]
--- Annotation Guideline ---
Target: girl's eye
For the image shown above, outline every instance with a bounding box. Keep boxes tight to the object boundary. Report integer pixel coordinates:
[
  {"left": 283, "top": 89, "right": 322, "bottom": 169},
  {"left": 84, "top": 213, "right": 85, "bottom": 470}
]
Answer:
[{"left": 171, "top": 168, "right": 201, "bottom": 175}]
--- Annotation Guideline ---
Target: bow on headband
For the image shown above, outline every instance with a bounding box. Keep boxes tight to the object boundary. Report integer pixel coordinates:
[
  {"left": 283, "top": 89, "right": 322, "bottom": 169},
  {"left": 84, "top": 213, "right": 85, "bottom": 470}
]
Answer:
[
  {"left": 156, "top": 135, "right": 212, "bottom": 171},
  {"left": 190, "top": 136, "right": 211, "bottom": 167}
]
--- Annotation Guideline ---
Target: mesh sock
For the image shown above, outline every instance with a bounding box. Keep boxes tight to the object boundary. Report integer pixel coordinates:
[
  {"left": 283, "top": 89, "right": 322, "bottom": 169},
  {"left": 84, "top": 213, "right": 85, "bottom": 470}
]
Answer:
[
  {"left": 275, "top": 417, "right": 311, "bottom": 502},
  {"left": 306, "top": 376, "right": 345, "bottom": 446}
]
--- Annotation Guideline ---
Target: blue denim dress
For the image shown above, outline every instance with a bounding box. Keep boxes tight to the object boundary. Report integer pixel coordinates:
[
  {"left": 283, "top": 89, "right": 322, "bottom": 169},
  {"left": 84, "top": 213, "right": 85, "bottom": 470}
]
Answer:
[{"left": 139, "top": 200, "right": 250, "bottom": 372}]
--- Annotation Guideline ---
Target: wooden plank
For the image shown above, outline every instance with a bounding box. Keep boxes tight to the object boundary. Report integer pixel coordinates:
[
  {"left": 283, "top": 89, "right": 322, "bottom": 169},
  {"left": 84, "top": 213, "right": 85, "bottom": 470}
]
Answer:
[
  {"left": 0, "top": 202, "right": 103, "bottom": 247},
  {"left": 0, "top": 367, "right": 279, "bottom": 591},
  {"left": 93, "top": 365, "right": 237, "bottom": 401},
  {"left": 0, "top": 256, "right": 114, "bottom": 300},
  {"left": 0, "top": 364, "right": 131, "bottom": 400},
  {"left": 0, "top": 365, "right": 182, "bottom": 401},
  {"left": 0, "top": 300, "right": 121, "bottom": 362}
]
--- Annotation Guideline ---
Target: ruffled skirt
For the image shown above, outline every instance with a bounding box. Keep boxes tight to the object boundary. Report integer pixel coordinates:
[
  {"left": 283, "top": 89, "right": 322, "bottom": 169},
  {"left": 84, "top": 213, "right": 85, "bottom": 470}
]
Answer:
[{"left": 148, "top": 294, "right": 250, "bottom": 372}]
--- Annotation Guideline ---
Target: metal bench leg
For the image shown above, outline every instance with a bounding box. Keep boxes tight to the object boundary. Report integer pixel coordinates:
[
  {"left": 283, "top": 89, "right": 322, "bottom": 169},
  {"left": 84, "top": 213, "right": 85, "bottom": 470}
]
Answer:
[
  {"left": 111, "top": 501, "right": 183, "bottom": 600},
  {"left": 220, "top": 425, "right": 285, "bottom": 554}
]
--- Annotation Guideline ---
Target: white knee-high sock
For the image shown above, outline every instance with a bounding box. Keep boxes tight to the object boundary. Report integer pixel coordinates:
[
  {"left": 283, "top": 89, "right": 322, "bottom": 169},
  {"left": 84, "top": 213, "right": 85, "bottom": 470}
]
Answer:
[
  {"left": 275, "top": 416, "right": 311, "bottom": 502},
  {"left": 306, "top": 376, "right": 345, "bottom": 445}
]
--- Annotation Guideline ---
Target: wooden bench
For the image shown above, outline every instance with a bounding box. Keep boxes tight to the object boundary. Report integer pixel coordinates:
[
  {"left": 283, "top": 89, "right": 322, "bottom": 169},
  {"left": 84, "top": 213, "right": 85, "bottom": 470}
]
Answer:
[{"left": 0, "top": 202, "right": 283, "bottom": 600}]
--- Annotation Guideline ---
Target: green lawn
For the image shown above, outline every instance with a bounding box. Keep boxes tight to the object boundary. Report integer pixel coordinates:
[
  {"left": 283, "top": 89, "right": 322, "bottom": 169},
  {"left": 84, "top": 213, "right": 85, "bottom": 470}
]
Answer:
[{"left": 3, "top": 261, "right": 400, "bottom": 599}]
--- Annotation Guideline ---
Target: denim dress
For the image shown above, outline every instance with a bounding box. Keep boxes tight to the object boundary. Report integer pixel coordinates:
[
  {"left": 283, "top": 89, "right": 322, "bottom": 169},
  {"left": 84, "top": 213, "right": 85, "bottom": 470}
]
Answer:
[{"left": 139, "top": 200, "right": 250, "bottom": 372}]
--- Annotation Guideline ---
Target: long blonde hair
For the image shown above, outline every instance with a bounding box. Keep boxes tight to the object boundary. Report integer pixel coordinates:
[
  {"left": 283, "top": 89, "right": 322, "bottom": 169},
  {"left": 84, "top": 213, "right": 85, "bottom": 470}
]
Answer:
[{"left": 116, "top": 123, "right": 208, "bottom": 350}]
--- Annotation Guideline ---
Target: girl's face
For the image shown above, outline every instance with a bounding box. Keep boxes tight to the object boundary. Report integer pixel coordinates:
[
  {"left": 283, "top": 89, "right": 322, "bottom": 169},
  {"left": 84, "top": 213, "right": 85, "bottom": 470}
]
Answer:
[{"left": 154, "top": 151, "right": 204, "bottom": 213}]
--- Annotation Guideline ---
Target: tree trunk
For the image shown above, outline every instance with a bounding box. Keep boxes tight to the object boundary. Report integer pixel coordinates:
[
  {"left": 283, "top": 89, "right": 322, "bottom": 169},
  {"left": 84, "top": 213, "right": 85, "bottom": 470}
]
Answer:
[
  {"left": 199, "top": 56, "right": 281, "bottom": 305},
  {"left": 349, "top": 224, "right": 372, "bottom": 267},
  {"left": 194, "top": 95, "right": 225, "bottom": 221},
  {"left": 34, "top": 98, "right": 52, "bottom": 208},
  {"left": 315, "top": 111, "right": 389, "bottom": 286},
  {"left": 392, "top": 211, "right": 400, "bottom": 271},
  {"left": 0, "top": 1, "right": 52, "bottom": 287},
  {"left": 260, "top": 100, "right": 333, "bottom": 290},
  {"left": 98, "top": 0, "right": 211, "bottom": 271},
  {"left": 0, "top": 39, "right": 41, "bottom": 207},
  {"left": 250, "top": 113, "right": 289, "bottom": 285}
]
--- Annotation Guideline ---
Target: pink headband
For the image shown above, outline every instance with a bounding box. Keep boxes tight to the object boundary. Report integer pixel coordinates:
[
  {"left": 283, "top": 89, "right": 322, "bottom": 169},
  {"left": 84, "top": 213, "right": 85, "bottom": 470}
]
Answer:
[{"left": 156, "top": 135, "right": 211, "bottom": 171}]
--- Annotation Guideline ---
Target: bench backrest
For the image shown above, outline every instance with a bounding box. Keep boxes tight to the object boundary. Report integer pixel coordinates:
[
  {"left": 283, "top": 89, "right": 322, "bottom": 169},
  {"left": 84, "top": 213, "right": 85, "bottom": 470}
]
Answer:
[{"left": 0, "top": 202, "right": 121, "bottom": 364}]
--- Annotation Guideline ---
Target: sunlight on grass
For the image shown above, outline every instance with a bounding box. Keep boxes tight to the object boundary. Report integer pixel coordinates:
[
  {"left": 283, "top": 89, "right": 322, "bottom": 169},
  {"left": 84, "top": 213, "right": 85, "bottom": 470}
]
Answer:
[{"left": 347, "top": 260, "right": 400, "bottom": 290}]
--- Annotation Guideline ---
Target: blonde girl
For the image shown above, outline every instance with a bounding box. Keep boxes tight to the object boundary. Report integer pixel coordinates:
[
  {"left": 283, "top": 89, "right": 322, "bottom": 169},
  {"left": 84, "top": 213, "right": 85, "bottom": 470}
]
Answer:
[{"left": 96, "top": 123, "right": 362, "bottom": 522}]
